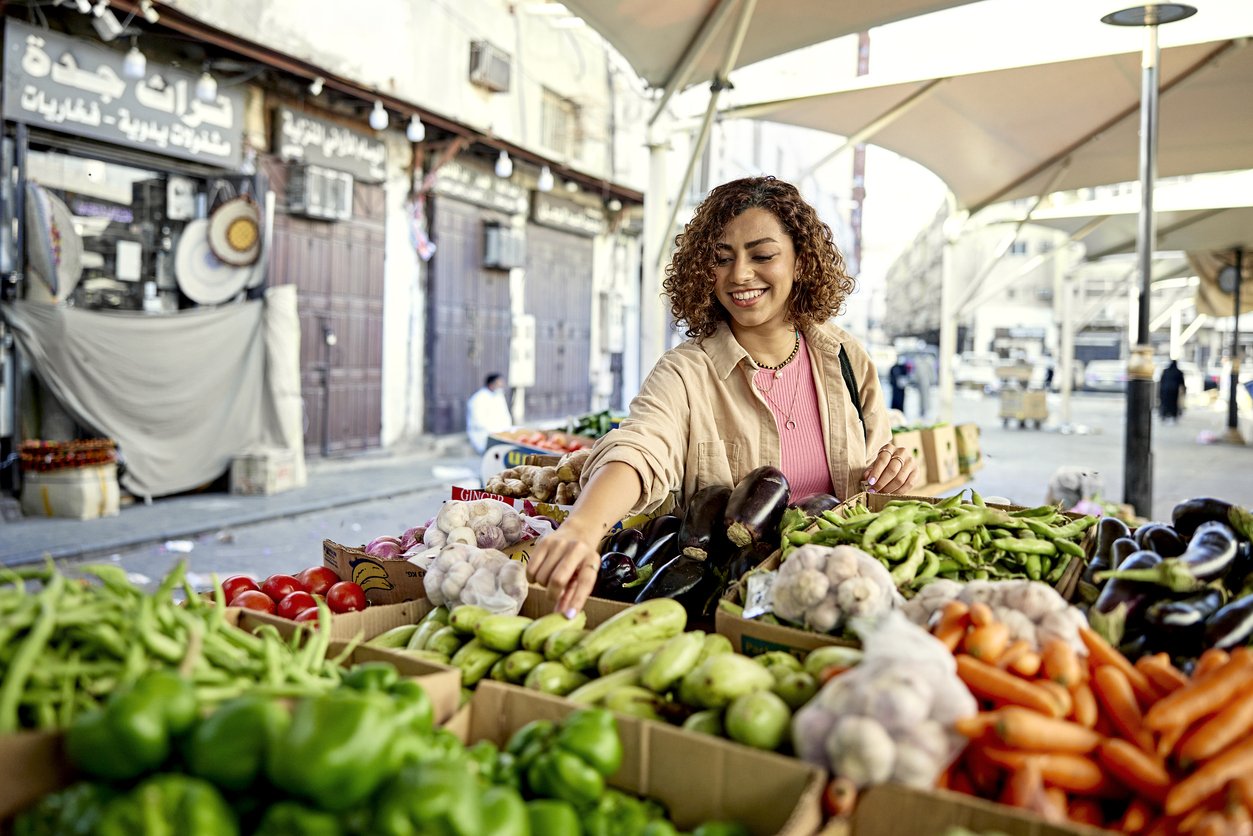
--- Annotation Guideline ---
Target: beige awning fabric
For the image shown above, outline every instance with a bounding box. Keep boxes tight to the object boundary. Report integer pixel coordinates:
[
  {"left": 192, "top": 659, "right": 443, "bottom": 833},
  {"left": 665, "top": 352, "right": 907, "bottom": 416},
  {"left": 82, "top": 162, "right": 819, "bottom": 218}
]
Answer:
[
  {"left": 1027, "top": 203, "right": 1253, "bottom": 260},
  {"left": 722, "top": 38, "right": 1253, "bottom": 211},
  {"left": 1189, "top": 250, "right": 1253, "bottom": 318},
  {"left": 560, "top": 0, "right": 978, "bottom": 89}
]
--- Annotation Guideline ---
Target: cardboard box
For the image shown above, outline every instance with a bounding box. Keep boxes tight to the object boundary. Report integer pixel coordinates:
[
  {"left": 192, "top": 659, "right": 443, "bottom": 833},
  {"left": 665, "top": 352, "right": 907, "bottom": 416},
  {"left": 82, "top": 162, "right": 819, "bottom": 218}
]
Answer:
[
  {"left": 229, "top": 447, "right": 299, "bottom": 496},
  {"left": 20, "top": 463, "right": 119, "bottom": 520},
  {"left": 954, "top": 422, "right": 982, "bottom": 474},
  {"left": 920, "top": 425, "right": 961, "bottom": 485},
  {"left": 889, "top": 429, "right": 929, "bottom": 487},
  {"left": 466, "top": 682, "right": 824, "bottom": 836},
  {"left": 851, "top": 784, "right": 1101, "bottom": 836},
  {"left": 323, "top": 539, "right": 426, "bottom": 606},
  {"left": 236, "top": 598, "right": 427, "bottom": 643}
]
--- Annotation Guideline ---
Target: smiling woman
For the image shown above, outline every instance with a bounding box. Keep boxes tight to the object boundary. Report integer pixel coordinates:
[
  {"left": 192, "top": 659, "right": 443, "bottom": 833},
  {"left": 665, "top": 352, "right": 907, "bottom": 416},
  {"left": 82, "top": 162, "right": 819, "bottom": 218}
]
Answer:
[{"left": 525, "top": 176, "right": 920, "bottom": 613}]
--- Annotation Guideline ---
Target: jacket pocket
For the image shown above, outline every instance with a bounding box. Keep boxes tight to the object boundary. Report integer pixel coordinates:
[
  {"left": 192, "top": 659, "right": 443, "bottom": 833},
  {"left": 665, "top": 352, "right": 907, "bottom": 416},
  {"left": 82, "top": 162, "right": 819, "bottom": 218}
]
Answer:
[{"left": 696, "top": 440, "right": 741, "bottom": 490}]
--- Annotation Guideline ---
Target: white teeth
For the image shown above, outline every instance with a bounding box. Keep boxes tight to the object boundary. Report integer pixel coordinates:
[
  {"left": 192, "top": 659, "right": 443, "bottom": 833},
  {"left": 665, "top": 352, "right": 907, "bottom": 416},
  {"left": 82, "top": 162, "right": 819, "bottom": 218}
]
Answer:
[{"left": 732, "top": 289, "right": 766, "bottom": 301}]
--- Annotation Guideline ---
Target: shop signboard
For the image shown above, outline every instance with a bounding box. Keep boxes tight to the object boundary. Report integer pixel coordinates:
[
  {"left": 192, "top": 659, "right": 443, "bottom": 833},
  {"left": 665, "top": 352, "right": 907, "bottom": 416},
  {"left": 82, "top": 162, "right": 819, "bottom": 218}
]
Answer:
[
  {"left": 2, "top": 19, "right": 244, "bottom": 168},
  {"left": 272, "top": 106, "right": 386, "bottom": 183},
  {"left": 530, "top": 191, "right": 605, "bottom": 237},
  {"left": 431, "top": 158, "right": 527, "bottom": 215}
]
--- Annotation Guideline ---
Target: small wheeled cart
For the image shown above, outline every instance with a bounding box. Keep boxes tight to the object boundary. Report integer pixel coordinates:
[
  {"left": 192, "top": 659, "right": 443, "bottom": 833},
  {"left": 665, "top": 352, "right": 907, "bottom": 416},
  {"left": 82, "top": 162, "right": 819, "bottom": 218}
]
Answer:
[{"left": 999, "top": 387, "right": 1048, "bottom": 429}]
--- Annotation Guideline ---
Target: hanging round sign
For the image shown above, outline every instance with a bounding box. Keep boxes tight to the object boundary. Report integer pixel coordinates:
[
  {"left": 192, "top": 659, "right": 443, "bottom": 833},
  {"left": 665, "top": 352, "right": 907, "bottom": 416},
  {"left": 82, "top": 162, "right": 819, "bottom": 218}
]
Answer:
[
  {"left": 207, "top": 196, "right": 262, "bottom": 267},
  {"left": 175, "top": 219, "right": 251, "bottom": 305},
  {"left": 24, "top": 183, "right": 84, "bottom": 303}
]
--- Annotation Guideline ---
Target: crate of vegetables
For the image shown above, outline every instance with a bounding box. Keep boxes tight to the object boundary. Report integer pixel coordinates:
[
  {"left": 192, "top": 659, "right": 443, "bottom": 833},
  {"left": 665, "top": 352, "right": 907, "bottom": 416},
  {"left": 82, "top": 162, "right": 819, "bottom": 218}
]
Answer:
[{"left": 715, "top": 491, "right": 1096, "bottom": 659}]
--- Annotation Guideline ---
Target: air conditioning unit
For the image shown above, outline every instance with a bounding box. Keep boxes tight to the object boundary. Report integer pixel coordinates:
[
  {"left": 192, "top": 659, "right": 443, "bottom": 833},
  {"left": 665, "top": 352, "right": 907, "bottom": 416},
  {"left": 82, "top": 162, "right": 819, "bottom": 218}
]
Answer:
[
  {"left": 483, "top": 222, "right": 526, "bottom": 270},
  {"left": 469, "top": 40, "right": 511, "bottom": 93},
  {"left": 287, "top": 164, "right": 353, "bottom": 221}
]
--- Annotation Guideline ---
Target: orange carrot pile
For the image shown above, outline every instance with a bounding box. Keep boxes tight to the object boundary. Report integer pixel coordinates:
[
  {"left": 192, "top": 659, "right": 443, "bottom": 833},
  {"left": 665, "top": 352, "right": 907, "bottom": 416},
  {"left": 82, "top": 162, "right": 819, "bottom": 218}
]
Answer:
[{"left": 932, "top": 606, "right": 1253, "bottom": 833}]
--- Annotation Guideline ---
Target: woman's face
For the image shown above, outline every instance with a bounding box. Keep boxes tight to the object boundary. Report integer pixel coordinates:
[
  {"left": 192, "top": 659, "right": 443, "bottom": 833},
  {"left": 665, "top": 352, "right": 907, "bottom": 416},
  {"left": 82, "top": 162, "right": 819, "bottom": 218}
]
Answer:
[{"left": 713, "top": 207, "right": 797, "bottom": 333}]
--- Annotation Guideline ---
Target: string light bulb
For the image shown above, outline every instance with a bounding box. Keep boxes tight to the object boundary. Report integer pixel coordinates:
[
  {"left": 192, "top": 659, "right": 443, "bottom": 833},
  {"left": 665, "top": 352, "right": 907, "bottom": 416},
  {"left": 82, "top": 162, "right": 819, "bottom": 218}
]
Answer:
[
  {"left": 494, "top": 150, "right": 513, "bottom": 179},
  {"left": 406, "top": 114, "right": 426, "bottom": 143},
  {"left": 122, "top": 39, "right": 146, "bottom": 80},
  {"left": 536, "top": 165, "right": 554, "bottom": 192},
  {"left": 308, "top": 76, "right": 324, "bottom": 96},
  {"left": 368, "top": 100, "right": 389, "bottom": 131},
  {"left": 195, "top": 68, "right": 218, "bottom": 103}
]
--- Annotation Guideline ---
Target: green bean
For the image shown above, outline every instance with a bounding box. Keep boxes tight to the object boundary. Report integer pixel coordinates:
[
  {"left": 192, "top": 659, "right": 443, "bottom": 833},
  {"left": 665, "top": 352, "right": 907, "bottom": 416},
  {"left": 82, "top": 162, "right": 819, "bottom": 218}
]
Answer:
[
  {"left": 1055, "top": 538, "right": 1086, "bottom": 560},
  {"left": 0, "top": 572, "right": 65, "bottom": 733},
  {"left": 1025, "top": 553, "right": 1043, "bottom": 580},
  {"left": 890, "top": 535, "right": 928, "bottom": 585},
  {"left": 969, "top": 490, "right": 986, "bottom": 507},
  {"left": 1045, "top": 554, "right": 1072, "bottom": 584},
  {"left": 989, "top": 537, "right": 1056, "bottom": 556}
]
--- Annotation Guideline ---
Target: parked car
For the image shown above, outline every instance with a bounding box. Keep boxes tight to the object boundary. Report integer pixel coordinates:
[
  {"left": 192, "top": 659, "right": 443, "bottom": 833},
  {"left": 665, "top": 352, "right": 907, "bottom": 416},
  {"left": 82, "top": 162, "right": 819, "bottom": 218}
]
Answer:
[
  {"left": 1083, "top": 360, "right": 1127, "bottom": 392},
  {"left": 953, "top": 352, "right": 1000, "bottom": 392}
]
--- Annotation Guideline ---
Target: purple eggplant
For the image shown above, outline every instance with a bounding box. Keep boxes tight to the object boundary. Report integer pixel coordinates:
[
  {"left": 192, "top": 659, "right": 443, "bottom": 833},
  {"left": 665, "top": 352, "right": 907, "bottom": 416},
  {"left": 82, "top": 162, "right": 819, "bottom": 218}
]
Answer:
[
  {"left": 1096, "top": 522, "right": 1238, "bottom": 593},
  {"left": 593, "top": 552, "right": 640, "bottom": 602},
  {"left": 603, "top": 527, "right": 646, "bottom": 562},
  {"left": 1134, "top": 523, "right": 1186, "bottom": 558},
  {"left": 724, "top": 466, "right": 791, "bottom": 549},
  {"left": 678, "top": 485, "right": 734, "bottom": 563},
  {"left": 1083, "top": 516, "right": 1133, "bottom": 583},
  {"left": 1173, "top": 497, "right": 1253, "bottom": 542},
  {"left": 1145, "top": 587, "right": 1225, "bottom": 629},
  {"left": 791, "top": 492, "right": 841, "bottom": 516},
  {"left": 634, "top": 531, "right": 679, "bottom": 569},
  {"left": 1205, "top": 592, "right": 1253, "bottom": 650},
  {"left": 1109, "top": 537, "right": 1140, "bottom": 571},
  {"left": 633, "top": 553, "right": 708, "bottom": 605},
  {"left": 638, "top": 514, "right": 681, "bottom": 549},
  {"left": 1090, "top": 550, "right": 1163, "bottom": 647}
]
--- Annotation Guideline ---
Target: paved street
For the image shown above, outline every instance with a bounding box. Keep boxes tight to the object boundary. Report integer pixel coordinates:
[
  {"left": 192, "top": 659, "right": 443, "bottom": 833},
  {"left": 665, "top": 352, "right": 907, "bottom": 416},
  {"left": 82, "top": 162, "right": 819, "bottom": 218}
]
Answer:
[{"left": 2, "top": 390, "right": 1249, "bottom": 591}]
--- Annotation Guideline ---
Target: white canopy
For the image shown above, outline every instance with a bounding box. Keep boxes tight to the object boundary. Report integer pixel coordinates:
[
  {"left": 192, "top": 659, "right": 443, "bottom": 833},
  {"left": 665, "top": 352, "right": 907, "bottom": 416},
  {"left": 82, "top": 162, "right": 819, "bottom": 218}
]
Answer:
[{"left": 1029, "top": 200, "right": 1253, "bottom": 260}]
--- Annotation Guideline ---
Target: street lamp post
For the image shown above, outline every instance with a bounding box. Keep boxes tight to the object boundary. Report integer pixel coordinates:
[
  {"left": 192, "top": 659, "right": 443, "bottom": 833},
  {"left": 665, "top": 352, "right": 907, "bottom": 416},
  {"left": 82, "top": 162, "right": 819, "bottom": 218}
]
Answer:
[
  {"left": 1220, "top": 250, "right": 1245, "bottom": 445},
  {"left": 1101, "top": 2, "right": 1197, "bottom": 517}
]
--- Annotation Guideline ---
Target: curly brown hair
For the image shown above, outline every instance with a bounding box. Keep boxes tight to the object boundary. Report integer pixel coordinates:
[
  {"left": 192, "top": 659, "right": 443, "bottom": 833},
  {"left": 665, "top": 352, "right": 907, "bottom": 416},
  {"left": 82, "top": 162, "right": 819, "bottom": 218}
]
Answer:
[{"left": 662, "top": 176, "right": 855, "bottom": 339}]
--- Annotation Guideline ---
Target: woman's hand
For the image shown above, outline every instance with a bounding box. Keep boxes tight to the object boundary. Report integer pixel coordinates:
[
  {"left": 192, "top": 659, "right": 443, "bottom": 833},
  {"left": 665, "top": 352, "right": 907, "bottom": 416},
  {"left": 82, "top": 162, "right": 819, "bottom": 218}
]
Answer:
[
  {"left": 525, "top": 521, "right": 602, "bottom": 617},
  {"left": 862, "top": 443, "right": 918, "bottom": 494}
]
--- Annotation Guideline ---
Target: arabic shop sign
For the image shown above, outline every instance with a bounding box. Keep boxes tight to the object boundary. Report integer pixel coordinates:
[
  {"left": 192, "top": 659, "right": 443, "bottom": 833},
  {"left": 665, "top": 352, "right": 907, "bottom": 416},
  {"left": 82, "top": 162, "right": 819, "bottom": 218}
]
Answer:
[
  {"left": 274, "top": 107, "right": 386, "bottom": 183},
  {"left": 2, "top": 20, "right": 243, "bottom": 167}
]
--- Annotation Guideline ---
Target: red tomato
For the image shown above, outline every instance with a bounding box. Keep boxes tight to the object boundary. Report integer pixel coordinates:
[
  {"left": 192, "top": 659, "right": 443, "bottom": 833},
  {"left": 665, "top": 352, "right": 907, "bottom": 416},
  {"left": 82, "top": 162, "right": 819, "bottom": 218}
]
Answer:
[
  {"left": 326, "top": 581, "right": 366, "bottom": 614},
  {"left": 220, "top": 575, "right": 259, "bottom": 602},
  {"left": 260, "top": 574, "right": 306, "bottom": 603},
  {"left": 296, "top": 566, "right": 340, "bottom": 597},
  {"left": 276, "top": 591, "right": 317, "bottom": 620},
  {"left": 294, "top": 607, "right": 321, "bottom": 624},
  {"left": 230, "top": 590, "right": 276, "bottom": 614}
]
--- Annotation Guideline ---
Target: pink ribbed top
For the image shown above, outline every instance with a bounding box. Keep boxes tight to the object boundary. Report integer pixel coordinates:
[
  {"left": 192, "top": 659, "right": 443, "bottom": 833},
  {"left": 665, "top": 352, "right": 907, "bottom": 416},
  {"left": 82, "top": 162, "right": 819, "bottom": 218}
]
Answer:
[{"left": 752, "top": 335, "right": 834, "bottom": 500}]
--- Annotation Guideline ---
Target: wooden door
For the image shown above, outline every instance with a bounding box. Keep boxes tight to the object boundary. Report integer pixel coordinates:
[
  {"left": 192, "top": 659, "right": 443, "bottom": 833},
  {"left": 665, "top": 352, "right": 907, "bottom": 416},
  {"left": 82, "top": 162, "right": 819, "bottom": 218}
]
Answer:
[
  {"left": 524, "top": 224, "right": 593, "bottom": 420},
  {"left": 263, "top": 156, "right": 384, "bottom": 456}
]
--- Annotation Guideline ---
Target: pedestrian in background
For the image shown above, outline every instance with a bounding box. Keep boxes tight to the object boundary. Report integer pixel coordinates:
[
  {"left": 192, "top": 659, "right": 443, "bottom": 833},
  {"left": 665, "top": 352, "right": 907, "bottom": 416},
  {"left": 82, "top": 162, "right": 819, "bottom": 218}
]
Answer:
[
  {"left": 1158, "top": 359, "right": 1186, "bottom": 423},
  {"left": 889, "top": 359, "right": 909, "bottom": 412},
  {"left": 466, "top": 373, "right": 513, "bottom": 454},
  {"left": 913, "top": 355, "right": 934, "bottom": 420}
]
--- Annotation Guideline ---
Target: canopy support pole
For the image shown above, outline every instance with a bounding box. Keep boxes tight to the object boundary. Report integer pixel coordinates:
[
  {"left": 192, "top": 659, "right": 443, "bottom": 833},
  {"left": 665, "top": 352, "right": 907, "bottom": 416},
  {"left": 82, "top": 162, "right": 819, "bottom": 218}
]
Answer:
[
  {"left": 1060, "top": 273, "right": 1077, "bottom": 428},
  {"left": 1225, "top": 247, "right": 1245, "bottom": 444},
  {"left": 648, "top": 0, "right": 740, "bottom": 127}
]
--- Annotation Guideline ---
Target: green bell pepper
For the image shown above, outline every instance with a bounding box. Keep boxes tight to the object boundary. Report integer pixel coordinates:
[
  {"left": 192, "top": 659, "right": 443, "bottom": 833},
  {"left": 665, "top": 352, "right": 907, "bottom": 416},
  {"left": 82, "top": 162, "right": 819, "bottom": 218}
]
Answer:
[
  {"left": 12, "top": 782, "right": 116, "bottom": 836},
  {"left": 641, "top": 822, "right": 681, "bottom": 836},
  {"left": 526, "top": 749, "right": 605, "bottom": 807},
  {"left": 466, "top": 739, "right": 500, "bottom": 782},
  {"left": 267, "top": 688, "right": 410, "bottom": 811},
  {"left": 95, "top": 774, "right": 237, "bottom": 836},
  {"left": 692, "top": 823, "right": 751, "bottom": 836},
  {"left": 340, "top": 661, "right": 400, "bottom": 692},
  {"left": 584, "top": 790, "right": 656, "bottom": 836},
  {"left": 253, "top": 801, "right": 343, "bottom": 836},
  {"left": 554, "top": 708, "right": 622, "bottom": 778},
  {"left": 342, "top": 662, "right": 435, "bottom": 736},
  {"left": 65, "top": 670, "right": 197, "bottom": 782},
  {"left": 526, "top": 799, "right": 581, "bottom": 836},
  {"left": 481, "top": 785, "right": 529, "bottom": 836},
  {"left": 185, "top": 694, "right": 290, "bottom": 792},
  {"left": 371, "top": 761, "right": 482, "bottom": 836}
]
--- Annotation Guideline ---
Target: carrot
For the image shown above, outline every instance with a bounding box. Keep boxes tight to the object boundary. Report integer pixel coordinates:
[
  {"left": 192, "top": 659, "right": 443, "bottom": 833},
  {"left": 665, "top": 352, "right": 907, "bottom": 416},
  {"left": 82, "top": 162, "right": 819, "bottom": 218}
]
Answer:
[
  {"left": 1044, "top": 786, "right": 1069, "bottom": 817},
  {"left": 1038, "top": 680, "right": 1073, "bottom": 719},
  {"left": 1194, "top": 648, "right": 1231, "bottom": 679},
  {"left": 933, "top": 601, "right": 971, "bottom": 650},
  {"left": 1145, "top": 655, "right": 1253, "bottom": 732},
  {"left": 996, "top": 639, "right": 1032, "bottom": 670},
  {"left": 1158, "top": 721, "right": 1190, "bottom": 759},
  {"left": 1008, "top": 650, "right": 1043, "bottom": 679},
  {"left": 956, "top": 655, "right": 1059, "bottom": 716},
  {"left": 979, "top": 748, "right": 1116, "bottom": 795},
  {"left": 1092, "top": 664, "right": 1155, "bottom": 752},
  {"left": 1180, "top": 691, "right": 1253, "bottom": 767},
  {"left": 1192, "top": 812, "right": 1230, "bottom": 836},
  {"left": 969, "top": 601, "right": 994, "bottom": 627},
  {"left": 1116, "top": 797, "right": 1156, "bottom": 834},
  {"left": 1165, "top": 736, "right": 1253, "bottom": 816},
  {"left": 1137, "top": 653, "right": 1189, "bottom": 695},
  {"left": 963, "top": 621, "right": 1010, "bottom": 663},
  {"left": 1068, "top": 798, "right": 1105, "bottom": 827},
  {"left": 1070, "top": 682, "right": 1098, "bottom": 728},
  {"left": 1230, "top": 774, "right": 1253, "bottom": 815},
  {"left": 1042, "top": 639, "right": 1083, "bottom": 688},
  {"left": 1097, "top": 738, "right": 1171, "bottom": 803},
  {"left": 1224, "top": 804, "right": 1253, "bottom": 834},
  {"left": 953, "top": 712, "right": 998, "bottom": 740},
  {"left": 1001, "top": 755, "right": 1044, "bottom": 808},
  {"left": 964, "top": 745, "right": 1003, "bottom": 797},
  {"left": 991, "top": 706, "right": 1101, "bottom": 754},
  {"left": 1079, "top": 626, "right": 1157, "bottom": 704}
]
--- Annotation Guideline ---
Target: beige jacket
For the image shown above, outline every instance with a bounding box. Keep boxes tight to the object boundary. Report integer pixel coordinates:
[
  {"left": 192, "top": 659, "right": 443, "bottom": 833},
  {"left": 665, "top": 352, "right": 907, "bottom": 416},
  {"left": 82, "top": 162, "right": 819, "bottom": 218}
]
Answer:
[{"left": 583, "top": 320, "right": 892, "bottom": 512}]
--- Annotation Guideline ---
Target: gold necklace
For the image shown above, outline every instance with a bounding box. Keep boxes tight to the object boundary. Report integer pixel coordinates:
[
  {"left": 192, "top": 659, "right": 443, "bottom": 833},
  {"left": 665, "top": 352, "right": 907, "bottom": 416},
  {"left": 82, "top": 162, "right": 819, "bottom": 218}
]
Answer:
[
  {"left": 755, "top": 329, "right": 800, "bottom": 379},
  {"left": 757, "top": 367, "right": 801, "bottom": 431}
]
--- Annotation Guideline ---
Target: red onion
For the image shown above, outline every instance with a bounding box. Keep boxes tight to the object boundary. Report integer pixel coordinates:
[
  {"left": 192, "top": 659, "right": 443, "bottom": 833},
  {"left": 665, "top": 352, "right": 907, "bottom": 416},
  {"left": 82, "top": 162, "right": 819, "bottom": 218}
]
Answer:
[
  {"left": 399, "top": 526, "right": 425, "bottom": 552},
  {"left": 364, "top": 535, "right": 404, "bottom": 559}
]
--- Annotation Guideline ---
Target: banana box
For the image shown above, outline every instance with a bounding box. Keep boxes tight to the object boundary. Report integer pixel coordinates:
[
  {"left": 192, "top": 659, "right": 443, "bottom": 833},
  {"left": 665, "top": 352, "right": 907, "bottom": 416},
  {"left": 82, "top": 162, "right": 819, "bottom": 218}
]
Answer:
[{"left": 322, "top": 538, "right": 426, "bottom": 606}]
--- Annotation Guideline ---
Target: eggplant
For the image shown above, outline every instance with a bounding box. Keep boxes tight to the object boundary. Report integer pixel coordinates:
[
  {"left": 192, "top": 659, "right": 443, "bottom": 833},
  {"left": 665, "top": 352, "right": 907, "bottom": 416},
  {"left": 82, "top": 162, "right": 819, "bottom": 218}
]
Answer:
[
  {"left": 1172, "top": 497, "right": 1236, "bottom": 539},
  {"left": 603, "top": 528, "right": 646, "bottom": 562},
  {"left": 634, "top": 531, "right": 679, "bottom": 569},
  {"left": 1097, "top": 522, "right": 1238, "bottom": 593},
  {"left": 1205, "top": 592, "right": 1253, "bottom": 650},
  {"left": 1082, "top": 516, "right": 1133, "bottom": 583},
  {"left": 1109, "top": 537, "right": 1140, "bottom": 571},
  {"left": 638, "top": 514, "right": 681, "bottom": 549},
  {"left": 633, "top": 554, "right": 706, "bottom": 604},
  {"left": 1089, "top": 550, "right": 1163, "bottom": 647},
  {"left": 1145, "top": 587, "right": 1226, "bottom": 630},
  {"left": 1134, "top": 523, "right": 1187, "bottom": 557},
  {"left": 724, "top": 466, "right": 791, "bottom": 549},
  {"left": 723, "top": 542, "right": 776, "bottom": 587},
  {"left": 678, "top": 485, "right": 734, "bottom": 563},
  {"left": 593, "top": 552, "right": 640, "bottom": 602},
  {"left": 791, "top": 492, "right": 841, "bottom": 516}
]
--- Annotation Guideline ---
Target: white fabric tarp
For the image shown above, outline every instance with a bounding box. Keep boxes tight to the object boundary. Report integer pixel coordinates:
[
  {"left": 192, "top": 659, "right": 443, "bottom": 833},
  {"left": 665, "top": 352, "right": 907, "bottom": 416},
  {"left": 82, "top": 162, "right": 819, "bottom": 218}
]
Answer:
[
  {"left": 3, "top": 295, "right": 297, "bottom": 499},
  {"left": 262, "top": 284, "right": 307, "bottom": 489}
]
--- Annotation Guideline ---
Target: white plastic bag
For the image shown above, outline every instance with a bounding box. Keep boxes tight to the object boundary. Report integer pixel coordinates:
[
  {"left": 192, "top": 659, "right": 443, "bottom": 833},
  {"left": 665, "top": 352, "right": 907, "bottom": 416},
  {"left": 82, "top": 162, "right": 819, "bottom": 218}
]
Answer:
[{"left": 792, "top": 611, "right": 976, "bottom": 789}]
